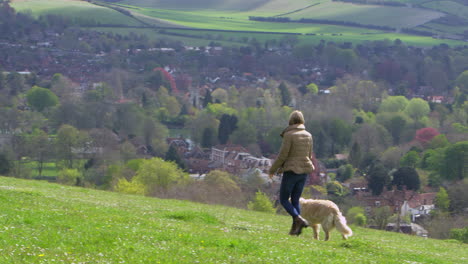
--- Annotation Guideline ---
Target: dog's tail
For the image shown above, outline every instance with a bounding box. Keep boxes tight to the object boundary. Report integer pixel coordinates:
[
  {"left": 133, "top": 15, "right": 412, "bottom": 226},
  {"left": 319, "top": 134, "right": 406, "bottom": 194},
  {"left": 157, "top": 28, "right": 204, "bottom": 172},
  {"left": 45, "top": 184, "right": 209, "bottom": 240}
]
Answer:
[{"left": 334, "top": 213, "right": 353, "bottom": 239}]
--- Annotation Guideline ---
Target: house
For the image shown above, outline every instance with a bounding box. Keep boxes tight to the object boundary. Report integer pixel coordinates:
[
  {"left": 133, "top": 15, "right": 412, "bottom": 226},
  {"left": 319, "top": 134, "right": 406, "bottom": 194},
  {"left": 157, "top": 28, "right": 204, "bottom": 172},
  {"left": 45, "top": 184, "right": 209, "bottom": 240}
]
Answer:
[
  {"left": 354, "top": 187, "right": 436, "bottom": 222},
  {"left": 401, "top": 192, "right": 436, "bottom": 222},
  {"left": 210, "top": 144, "right": 272, "bottom": 174}
]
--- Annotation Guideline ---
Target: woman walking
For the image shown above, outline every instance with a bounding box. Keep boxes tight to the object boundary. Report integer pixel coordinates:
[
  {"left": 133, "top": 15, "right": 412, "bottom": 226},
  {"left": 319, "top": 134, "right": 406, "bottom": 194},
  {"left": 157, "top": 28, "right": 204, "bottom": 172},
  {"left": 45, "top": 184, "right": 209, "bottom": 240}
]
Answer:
[{"left": 269, "top": 110, "right": 315, "bottom": 235}]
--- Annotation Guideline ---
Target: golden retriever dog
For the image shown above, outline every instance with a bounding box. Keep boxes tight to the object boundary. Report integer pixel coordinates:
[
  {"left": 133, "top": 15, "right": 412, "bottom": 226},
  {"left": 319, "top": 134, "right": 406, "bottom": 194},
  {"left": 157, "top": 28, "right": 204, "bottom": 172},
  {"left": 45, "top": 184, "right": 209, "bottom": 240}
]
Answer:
[{"left": 299, "top": 198, "right": 353, "bottom": 240}]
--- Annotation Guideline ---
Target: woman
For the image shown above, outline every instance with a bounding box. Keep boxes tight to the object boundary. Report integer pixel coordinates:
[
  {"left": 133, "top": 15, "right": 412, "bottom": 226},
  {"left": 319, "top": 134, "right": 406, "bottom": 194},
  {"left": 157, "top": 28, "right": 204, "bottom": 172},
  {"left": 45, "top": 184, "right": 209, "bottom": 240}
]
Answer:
[{"left": 269, "top": 110, "right": 315, "bottom": 236}]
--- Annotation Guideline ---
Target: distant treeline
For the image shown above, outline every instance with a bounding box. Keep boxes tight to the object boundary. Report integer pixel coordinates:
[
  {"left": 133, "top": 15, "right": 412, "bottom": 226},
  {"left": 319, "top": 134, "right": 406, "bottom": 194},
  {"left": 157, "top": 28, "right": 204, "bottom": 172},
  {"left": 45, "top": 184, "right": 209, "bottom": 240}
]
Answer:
[
  {"left": 249, "top": 16, "right": 396, "bottom": 31},
  {"left": 332, "top": 0, "right": 406, "bottom": 7}
]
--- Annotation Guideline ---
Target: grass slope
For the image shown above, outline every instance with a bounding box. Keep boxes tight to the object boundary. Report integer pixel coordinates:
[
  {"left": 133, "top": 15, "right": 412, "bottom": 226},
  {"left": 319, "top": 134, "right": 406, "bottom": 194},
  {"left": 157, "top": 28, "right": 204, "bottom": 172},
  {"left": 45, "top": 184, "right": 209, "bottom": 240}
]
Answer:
[
  {"left": 1, "top": 176, "right": 467, "bottom": 263},
  {"left": 283, "top": 1, "right": 444, "bottom": 28},
  {"left": 11, "top": 0, "right": 143, "bottom": 26}
]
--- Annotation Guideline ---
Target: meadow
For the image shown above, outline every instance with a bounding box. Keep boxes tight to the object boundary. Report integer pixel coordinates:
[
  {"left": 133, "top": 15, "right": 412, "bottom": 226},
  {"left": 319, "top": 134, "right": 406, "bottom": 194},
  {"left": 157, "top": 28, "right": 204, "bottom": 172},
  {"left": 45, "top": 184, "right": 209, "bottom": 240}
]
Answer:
[
  {"left": 283, "top": 1, "right": 444, "bottom": 28},
  {"left": 0, "top": 176, "right": 467, "bottom": 263},
  {"left": 10, "top": 0, "right": 143, "bottom": 26},
  {"left": 9, "top": 0, "right": 467, "bottom": 47}
]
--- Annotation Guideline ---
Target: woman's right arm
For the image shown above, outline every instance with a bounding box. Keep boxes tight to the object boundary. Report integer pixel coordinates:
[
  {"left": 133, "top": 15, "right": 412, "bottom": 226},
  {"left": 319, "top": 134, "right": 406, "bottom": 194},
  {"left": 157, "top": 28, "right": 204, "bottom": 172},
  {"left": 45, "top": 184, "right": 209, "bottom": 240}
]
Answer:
[{"left": 268, "top": 133, "right": 292, "bottom": 174}]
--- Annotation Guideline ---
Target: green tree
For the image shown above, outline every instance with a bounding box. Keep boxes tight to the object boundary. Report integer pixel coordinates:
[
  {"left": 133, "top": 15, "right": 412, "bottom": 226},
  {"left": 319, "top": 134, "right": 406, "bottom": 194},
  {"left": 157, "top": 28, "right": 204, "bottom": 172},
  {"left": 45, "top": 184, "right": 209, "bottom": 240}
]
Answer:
[
  {"left": 391, "top": 167, "right": 420, "bottom": 191},
  {"left": 201, "top": 127, "right": 216, "bottom": 148},
  {"left": 348, "top": 142, "right": 362, "bottom": 168},
  {"left": 202, "top": 89, "right": 213, "bottom": 108},
  {"left": 248, "top": 190, "right": 275, "bottom": 213},
  {"left": 455, "top": 70, "right": 468, "bottom": 93},
  {"left": 218, "top": 114, "right": 238, "bottom": 144},
  {"left": 347, "top": 207, "right": 366, "bottom": 226},
  {"left": 133, "top": 157, "right": 189, "bottom": 195},
  {"left": 400, "top": 150, "right": 420, "bottom": 168},
  {"left": 0, "top": 152, "right": 12, "bottom": 175},
  {"left": 443, "top": 141, "right": 467, "bottom": 180},
  {"left": 434, "top": 187, "right": 450, "bottom": 212},
  {"left": 26, "top": 86, "right": 59, "bottom": 112},
  {"left": 371, "top": 206, "right": 392, "bottom": 230},
  {"left": 56, "top": 124, "right": 87, "bottom": 168},
  {"left": 28, "top": 129, "right": 53, "bottom": 176},
  {"left": 165, "top": 144, "right": 186, "bottom": 170},
  {"left": 404, "top": 98, "right": 430, "bottom": 121},
  {"left": 57, "top": 168, "right": 82, "bottom": 186},
  {"left": 428, "top": 134, "right": 449, "bottom": 149},
  {"left": 204, "top": 170, "right": 241, "bottom": 195},
  {"left": 306, "top": 83, "right": 318, "bottom": 94},
  {"left": 367, "top": 162, "right": 390, "bottom": 195},
  {"left": 379, "top": 96, "right": 408, "bottom": 113},
  {"left": 278, "top": 82, "right": 291, "bottom": 106},
  {"left": 336, "top": 164, "right": 354, "bottom": 182}
]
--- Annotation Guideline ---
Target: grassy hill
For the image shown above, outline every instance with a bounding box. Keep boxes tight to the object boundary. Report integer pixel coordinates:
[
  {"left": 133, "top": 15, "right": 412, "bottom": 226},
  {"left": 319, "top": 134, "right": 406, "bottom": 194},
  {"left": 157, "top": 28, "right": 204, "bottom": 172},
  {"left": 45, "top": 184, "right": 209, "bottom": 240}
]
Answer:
[
  {"left": 10, "top": 0, "right": 143, "bottom": 26},
  {"left": 0, "top": 176, "right": 467, "bottom": 263}
]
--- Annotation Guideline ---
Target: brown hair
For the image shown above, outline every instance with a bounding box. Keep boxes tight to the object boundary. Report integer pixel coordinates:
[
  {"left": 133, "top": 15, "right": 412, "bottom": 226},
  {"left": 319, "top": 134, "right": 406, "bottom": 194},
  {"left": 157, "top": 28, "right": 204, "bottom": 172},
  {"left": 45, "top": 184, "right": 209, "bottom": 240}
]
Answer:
[{"left": 288, "top": 110, "right": 305, "bottom": 125}]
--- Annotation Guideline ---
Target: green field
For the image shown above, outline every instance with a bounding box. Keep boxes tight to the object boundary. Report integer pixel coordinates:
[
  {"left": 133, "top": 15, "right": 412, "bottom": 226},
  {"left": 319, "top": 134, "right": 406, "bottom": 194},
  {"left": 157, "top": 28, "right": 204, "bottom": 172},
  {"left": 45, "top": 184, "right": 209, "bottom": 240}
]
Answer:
[
  {"left": 118, "top": 0, "right": 312, "bottom": 12},
  {"left": 11, "top": 0, "right": 143, "bottom": 26},
  {"left": 283, "top": 1, "right": 444, "bottom": 28},
  {"left": 1, "top": 176, "right": 467, "bottom": 263},
  {"left": 422, "top": 1, "right": 468, "bottom": 18}
]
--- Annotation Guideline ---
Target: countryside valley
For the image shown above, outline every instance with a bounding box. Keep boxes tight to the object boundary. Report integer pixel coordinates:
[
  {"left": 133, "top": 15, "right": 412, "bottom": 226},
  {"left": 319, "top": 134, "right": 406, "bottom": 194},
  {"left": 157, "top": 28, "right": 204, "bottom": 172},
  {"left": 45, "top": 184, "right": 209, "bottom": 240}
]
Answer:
[{"left": 0, "top": 0, "right": 467, "bottom": 262}]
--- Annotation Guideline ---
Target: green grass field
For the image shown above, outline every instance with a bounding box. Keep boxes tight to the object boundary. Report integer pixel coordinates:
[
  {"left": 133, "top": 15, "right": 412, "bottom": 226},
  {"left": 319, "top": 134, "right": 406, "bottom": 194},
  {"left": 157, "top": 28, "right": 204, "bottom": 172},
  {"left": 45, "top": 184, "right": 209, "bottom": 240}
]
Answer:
[
  {"left": 11, "top": 0, "right": 143, "bottom": 26},
  {"left": 0, "top": 176, "right": 467, "bottom": 263},
  {"left": 283, "top": 1, "right": 444, "bottom": 28},
  {"left": 422, "top": 1, "right": 468, "bottom": 18}
]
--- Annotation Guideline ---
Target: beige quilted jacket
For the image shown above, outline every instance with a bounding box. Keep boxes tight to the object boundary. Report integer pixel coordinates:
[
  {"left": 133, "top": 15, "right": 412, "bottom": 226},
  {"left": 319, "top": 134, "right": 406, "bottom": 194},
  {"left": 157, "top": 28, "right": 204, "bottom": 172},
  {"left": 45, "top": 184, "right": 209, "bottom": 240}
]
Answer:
[{"left": 269, "top": 124, "right": 315, "bottom": 175}]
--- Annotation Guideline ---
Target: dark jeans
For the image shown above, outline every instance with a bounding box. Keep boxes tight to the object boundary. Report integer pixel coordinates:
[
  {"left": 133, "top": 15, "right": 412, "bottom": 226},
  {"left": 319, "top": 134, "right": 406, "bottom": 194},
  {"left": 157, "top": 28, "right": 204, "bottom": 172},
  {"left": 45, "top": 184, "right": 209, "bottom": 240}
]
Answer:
[{"left": 279, "top": 171, "right": 308, "bottom": 218}]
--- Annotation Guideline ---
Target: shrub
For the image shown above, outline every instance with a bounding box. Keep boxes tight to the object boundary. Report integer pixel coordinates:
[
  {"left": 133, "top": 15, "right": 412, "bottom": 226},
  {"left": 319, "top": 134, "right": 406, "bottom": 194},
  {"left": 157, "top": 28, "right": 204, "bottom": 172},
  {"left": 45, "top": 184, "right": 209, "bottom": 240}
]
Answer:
[
  {"left": 355, "top": 213, "right": 367, "bottom": 227},
  {"left": 248, "top": 191, "right": 275, "bottom": 213},
  {"left": 449, "top": 227, "right": 468, "bottom": 243},
  {"left": 115, "top": 178, "right": 145, "bottom": 195},
  {"left": 0, "top": 153, "right": 12, "bottom": 175},
  {"left": 57, "top": 168, "right": 82, "bottom": 186}
]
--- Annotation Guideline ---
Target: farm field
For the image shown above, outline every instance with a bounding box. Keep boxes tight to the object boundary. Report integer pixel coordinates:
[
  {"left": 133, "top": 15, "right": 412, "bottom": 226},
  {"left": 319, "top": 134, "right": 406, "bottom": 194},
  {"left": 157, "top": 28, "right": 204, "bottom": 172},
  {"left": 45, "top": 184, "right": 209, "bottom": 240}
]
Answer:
[
  {"left": 10, "top": 0, "right": 143, "bottom": 26},
  {"left": 0, "top": 176, "right": 467, "bottom": 263},
  {"left": 8, "top": 0, "right": 468, "bottom": 47},
  {"left": 282, "top": 1, "right": 444, "bottom": 28},
  {"left": 422, "top": 0, "right": 468, "bottom": 18},
  {"left": 117, "top": 0, "right": 314, "bottom": 12}
]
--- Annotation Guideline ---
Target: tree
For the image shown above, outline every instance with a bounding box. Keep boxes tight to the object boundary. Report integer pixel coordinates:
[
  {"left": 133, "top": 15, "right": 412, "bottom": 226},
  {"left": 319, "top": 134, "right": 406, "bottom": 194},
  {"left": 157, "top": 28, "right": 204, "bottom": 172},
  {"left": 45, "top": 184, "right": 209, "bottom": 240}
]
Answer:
[
  {"left": 391, "top": 167, "right": 420, "bottom": 191},
  {"left": 202, "top": 89, "right": 212, "bottom": 108},
  {"left": 56, "top": 124, "right": 87, "bottom": 168},
  {"left": 443, "top": 141, "right": 467, "bottom": 180},
  {"left": 378, "top": 96, "right": 408, "bottom": 113},
  {"left": 26, "top": 86, "right": 59, "bottom": 112},
  {"left": 434, "top": 187, "right": 450, "bottom": 213},
  {"left": 455, "top": 70, "right": 468, "bottom": 93},
  {"left": 133, "top": 157, "right": 189, "bottom": 195},
  {"left": 415, "top": 127, "right": 439, "bottom": 147},
  {"left": 404, "top": 98, "right": 430, "bottom": 121},
  {"left": 278, "top": 82, "right": 291, "bottom": 106},
  {"left": 348, "top": 142, "right": 362, "bottom": 168},
  {"left": 28, "top": 129, "right": 53, "bottom": 176},
  {"left": 248, "top": 191, "right": 275, "bottom": 213},
  {"left": 0, "top": 152, "right": 12, "bottom": 175},
  {"left": 367, "top": 162, "right": 390, "bottom": 195},
  {"left": 218, "top": 114, "right": 238, "bottom": 144},
  {"left": 165, "top": 144, "right": 186, "bottom": 170},
  {"left": 399, "top": 150, "right": 420, "bottom": 168},
  {"left": 376, "top": 112, "right": 408, "bottom": 144},
  {"left": 428, "top": 134, "right": 449, "bottom": 149},
  {"left": 201, "top": 127, "right": 216, "bottom": 148},
  {"left": 211, "top": 88, "right": 228, "bottom": 103},
  {"left": 347, "top": 207, "right": 366, "bottom": 226},
  {"left": 204, "top": 170, "right": 241, "bottom": 196},
  {"left": 336, "top": 164, "right": 354, "bottom": 182},
  {"left": 306, "top": 83, "right": 318, "bottom": 94}
]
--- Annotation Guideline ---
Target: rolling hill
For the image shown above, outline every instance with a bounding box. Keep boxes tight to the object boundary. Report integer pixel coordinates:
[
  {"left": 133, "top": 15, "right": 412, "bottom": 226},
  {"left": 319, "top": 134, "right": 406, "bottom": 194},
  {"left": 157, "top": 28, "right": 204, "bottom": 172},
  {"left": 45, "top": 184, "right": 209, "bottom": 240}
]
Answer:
[{"left": 0, "top": 176, "right": 467, "bottom": 263}]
